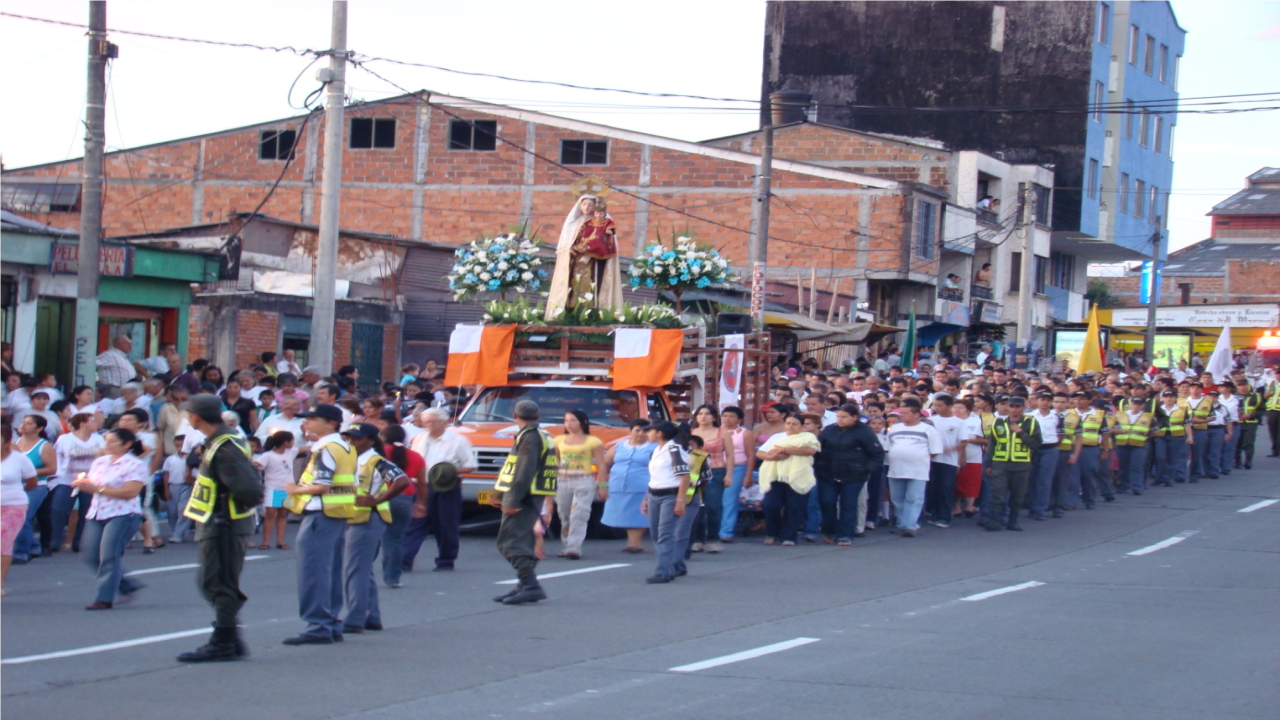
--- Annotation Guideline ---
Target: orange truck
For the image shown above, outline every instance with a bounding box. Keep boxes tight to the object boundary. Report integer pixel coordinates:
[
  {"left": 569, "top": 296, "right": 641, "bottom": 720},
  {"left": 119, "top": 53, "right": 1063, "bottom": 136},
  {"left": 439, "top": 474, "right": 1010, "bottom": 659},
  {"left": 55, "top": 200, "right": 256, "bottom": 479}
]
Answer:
[{"left": 448, "top": 325, "right": 770, "bottom": 511}]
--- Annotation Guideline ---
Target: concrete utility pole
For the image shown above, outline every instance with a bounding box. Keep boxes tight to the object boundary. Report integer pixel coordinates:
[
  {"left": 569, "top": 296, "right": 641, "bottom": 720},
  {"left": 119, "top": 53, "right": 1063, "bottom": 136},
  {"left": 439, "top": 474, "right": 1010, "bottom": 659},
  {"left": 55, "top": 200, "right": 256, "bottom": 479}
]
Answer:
[
  {"left": 310, "top": 0, "right": 348, "bottom": 375},
  {"left": 1016, "top": 183, "right": 1035, "bottom": 363},
  {"left": 73, "top": 1, "right": 111, "bottom": 388},
  {"left": 749, "top": 121, "right": 773, "bottom": 328},
  {"left": 1142, "top": 228, "right": 1163, "bottom": 364}
]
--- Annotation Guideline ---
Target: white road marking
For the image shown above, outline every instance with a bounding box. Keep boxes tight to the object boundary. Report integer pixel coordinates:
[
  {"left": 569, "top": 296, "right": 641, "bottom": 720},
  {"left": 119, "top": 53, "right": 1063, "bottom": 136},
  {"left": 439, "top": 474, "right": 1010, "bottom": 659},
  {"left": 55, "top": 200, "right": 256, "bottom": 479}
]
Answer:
[
  {"left": 670, "top": 637, "right": 820, "bottom": 673},
  {"left": 1127, "top": 530, "right": 1198, "bottom": 556},
  {"left": 1, "top": 628, "right": 210, "bottom": 665},
  {"left": 960, "top": 581, "right": 1045, "bottom": 602},
  {"left": 494, "top": 563, "right": 630, "bottom": 584},
  {"left": 1238, "top": 499, "right": 1279, "bottom": 513},
  {"left": 127, "top": 554, "right": 267, "bottom": 577}
]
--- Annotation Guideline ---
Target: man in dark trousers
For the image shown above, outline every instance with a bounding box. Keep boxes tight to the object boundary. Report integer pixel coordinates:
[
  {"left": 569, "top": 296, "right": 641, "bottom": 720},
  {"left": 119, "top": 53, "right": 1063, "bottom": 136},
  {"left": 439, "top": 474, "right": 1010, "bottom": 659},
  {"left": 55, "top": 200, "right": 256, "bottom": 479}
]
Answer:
[
  {"left": 176, "top": 394, "right": 264, "bottom": 662},
  {"left": 981, "top": 395, "right": 1043, "bottom": 532},
  {"left": 492, "top": 400, "right": 555, "bottom": 605}
]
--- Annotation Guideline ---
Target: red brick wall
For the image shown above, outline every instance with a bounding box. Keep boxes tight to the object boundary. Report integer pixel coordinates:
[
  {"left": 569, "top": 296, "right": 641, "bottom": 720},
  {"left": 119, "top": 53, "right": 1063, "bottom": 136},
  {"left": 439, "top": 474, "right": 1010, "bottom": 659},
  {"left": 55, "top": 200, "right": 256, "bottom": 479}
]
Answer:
[
  {"left": 3, "top": 101, "right": 927, "bottom": 278},
  {"left": 187, "top": 305, "right": 212, "bottom": 361},
  {"left": 235, "top": 310, "right": 279, "bottom": 371},
  {"left": 381, "top": 324, "right": 400, "bottom": 382},
  {"left": 333, "top": 320, "right": 352, "bottom": 369},
  {"left": 1096, "top": 259, "right": 1280, "bottom": 306}
]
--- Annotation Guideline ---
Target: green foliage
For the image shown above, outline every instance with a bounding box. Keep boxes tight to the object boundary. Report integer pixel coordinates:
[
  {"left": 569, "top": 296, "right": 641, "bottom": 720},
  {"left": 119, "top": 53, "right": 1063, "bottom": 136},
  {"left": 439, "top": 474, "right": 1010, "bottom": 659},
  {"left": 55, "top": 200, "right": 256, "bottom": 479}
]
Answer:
[{"left": 1085, "top": 279, "right": 1122, "bottom": 309}]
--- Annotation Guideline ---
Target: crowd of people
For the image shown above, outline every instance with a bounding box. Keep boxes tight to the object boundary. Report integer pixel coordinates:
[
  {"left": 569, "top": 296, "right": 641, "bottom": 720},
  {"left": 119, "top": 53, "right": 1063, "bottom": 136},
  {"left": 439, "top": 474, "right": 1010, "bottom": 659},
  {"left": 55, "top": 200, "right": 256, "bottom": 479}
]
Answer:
[{"left": 2, "top": 335, "right": 1278, "bottom": 656}]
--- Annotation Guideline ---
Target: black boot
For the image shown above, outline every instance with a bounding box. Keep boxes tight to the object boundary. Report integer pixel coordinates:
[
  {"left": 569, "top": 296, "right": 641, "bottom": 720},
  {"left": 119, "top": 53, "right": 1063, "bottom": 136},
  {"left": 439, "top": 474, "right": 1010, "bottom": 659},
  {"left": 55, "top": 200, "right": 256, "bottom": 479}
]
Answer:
[
  {"left": 231, "top": 626, "right": 250, "bottom": 659},
  {"left": 502, "top": 574, "right": 547, "bottom": 605},
  {"left": 1005, "top": 510, "right": 1023, "bottom": 532},
  {"left": 493, "top": 584, "right": 521, "bottom": 603},
  {"left": 177, "top": 625, "right": 239, "bottom": 663}
]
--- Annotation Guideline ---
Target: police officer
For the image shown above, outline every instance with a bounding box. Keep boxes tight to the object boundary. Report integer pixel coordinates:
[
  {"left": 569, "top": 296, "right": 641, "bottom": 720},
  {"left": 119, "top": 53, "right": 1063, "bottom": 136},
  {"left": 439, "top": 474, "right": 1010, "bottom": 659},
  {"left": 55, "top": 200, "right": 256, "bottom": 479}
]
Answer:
[
  {"left": 283, "top": 404, "right": 356, "bottom": 645},
  {"left": 1264, "top": 367, "right": 1280, "bottom": 457},
  {"left": 341, "top": 423, "right": 410, "bottom": 635},
  {"left": 981, "top": 395, "right": 1041, "bottom": 532},
  {"left": 1152, "top": 390, "right": 1191, "bottom": 487},
  {"left": 493, "top": 400, "right": 556, "bottom": 605},
  {"left": 176, "top": 394, "right": 264, "bottom": 663},
  {"left": 1234, "top": 379, "right": 1262, "bottom": 469}
]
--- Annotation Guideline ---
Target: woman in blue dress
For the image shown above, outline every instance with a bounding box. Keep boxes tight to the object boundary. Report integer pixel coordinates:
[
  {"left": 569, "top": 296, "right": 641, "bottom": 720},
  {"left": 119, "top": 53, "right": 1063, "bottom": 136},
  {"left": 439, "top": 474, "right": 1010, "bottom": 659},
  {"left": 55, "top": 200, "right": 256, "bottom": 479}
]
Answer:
[{"left": 598, "top": 418, "right": 655, "bottom": 552}]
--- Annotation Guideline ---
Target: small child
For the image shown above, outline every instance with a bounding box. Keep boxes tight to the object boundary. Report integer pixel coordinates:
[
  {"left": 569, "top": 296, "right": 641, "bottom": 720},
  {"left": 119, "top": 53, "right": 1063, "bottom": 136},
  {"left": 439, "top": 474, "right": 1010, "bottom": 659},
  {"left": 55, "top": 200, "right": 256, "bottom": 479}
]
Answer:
[
  {"left": 801, "top": 414, "right": 823, "bottom": 436},
  {"left": 533, "top": 496, "right": 553, "bottom": 560},
  {"left": 163, "top": 439, "right": 194, "bottom": 544},
  {"left": 254, "top": 431, "right": 296, "bottom": 550}
]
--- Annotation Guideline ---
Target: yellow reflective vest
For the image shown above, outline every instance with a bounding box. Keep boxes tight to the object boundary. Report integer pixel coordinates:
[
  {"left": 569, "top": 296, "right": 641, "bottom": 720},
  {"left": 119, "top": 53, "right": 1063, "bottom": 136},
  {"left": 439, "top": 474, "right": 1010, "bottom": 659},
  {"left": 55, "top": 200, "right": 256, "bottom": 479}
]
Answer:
[
  {"left": 1152, "top": 405, "right": 1189, "bottom": 438},
  {"left": 284, "top": 439, "right": 358, "bottom": 517},
  {"left": 1240, "top": 392, "right": 1263, "bottom": 424},
  {"left": 349, "top": 452, "right": 394, "bottom": 525},
  {"left": 1113, "top": 412, "right": 1153, "bottom": 447},
  {"left": 1059, "top": 411, "right": 1080, "bottom": 451},
  {"left": 1075, "top": 409, "right": 1107, "bottom": 447},
  {"left": 1188, "top": 397, "right": 1214, "bottom": 431},
  {"left": 494, "top": 425, "right": 558, "bottom": 496},
  {"left": 1267, "top": 381, "right": 1280, "bottom": 411},
  {"left": 184, "top": 434, "right": 256, "bottom": 523},
  {"left": 988, "top": 416, "right": 1038, "bottom": 463}
]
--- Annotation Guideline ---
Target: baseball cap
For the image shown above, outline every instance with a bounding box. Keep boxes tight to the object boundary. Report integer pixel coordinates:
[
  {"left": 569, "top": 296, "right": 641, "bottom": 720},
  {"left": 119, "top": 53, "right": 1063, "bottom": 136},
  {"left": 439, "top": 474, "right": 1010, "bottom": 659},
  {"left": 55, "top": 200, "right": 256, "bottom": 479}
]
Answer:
[
  {"left": 299, "top": 404, "right": 343, "bottom": 424},
  {"left": 341, "top": 422, "right": 381, "bottom": 441},
  {"left": 1006, "top": 396, "right": 1026, "bottom": 407}
]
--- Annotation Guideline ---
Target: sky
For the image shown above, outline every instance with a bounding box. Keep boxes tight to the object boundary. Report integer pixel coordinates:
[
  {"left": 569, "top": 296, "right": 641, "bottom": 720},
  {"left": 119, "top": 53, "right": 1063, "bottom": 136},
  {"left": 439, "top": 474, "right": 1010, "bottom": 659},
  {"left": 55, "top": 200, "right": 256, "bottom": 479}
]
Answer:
[{"left": 1, "top": 0, "right": 1278, "bottom": 253}]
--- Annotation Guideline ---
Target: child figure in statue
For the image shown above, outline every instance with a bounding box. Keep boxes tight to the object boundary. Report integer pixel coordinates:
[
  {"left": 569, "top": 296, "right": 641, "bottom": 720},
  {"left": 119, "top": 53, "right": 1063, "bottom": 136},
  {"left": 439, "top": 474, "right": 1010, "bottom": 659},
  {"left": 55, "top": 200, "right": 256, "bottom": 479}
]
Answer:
[{"left": 568, "top": 202, "right": 618, "bottom": 309}]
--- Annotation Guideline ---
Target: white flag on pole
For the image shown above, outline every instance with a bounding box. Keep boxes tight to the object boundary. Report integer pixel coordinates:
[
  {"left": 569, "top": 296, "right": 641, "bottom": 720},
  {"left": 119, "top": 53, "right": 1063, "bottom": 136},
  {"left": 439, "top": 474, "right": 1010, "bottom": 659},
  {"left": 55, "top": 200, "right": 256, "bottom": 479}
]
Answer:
[{"left": 1206, "top": 321, "right": 1234, "bottom": 383}]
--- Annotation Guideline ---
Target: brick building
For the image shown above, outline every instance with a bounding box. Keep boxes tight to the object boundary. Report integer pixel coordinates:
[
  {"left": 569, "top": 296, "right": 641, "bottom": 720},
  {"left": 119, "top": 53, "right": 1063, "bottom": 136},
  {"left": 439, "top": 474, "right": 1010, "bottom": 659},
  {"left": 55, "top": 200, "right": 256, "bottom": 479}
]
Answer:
[{"left": 1098, "top": 168, "right": 1280, "bottom": 306}]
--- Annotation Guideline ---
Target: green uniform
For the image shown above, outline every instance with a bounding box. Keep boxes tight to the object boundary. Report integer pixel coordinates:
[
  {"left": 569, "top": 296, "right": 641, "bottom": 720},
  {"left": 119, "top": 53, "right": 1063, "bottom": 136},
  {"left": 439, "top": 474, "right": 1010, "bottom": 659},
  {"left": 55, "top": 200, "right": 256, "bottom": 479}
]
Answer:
[
  {"left": 985, "top": 416, "right": 1043, "bottom": 528},
  {"left": 495, "top": 424, "right": 550, "bottom": 575},
  {"left": 189, "top": 424, "right": 264, "bottom": 628}
]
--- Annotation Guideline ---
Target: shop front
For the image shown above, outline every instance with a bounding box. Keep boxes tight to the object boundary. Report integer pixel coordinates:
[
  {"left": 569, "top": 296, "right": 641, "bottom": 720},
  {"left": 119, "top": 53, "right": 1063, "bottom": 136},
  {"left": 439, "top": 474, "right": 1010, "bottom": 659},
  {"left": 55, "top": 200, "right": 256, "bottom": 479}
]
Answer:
[{"left": 1100, "top": 303, "right": 1280, "bottom": 365}]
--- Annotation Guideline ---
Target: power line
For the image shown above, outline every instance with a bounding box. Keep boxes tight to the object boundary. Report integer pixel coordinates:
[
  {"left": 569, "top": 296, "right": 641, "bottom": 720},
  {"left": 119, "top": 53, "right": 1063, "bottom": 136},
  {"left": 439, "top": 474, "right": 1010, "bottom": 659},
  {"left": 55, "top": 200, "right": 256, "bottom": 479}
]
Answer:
[{"left": 0, "top": 11, "right": 325, "bottom": 57}]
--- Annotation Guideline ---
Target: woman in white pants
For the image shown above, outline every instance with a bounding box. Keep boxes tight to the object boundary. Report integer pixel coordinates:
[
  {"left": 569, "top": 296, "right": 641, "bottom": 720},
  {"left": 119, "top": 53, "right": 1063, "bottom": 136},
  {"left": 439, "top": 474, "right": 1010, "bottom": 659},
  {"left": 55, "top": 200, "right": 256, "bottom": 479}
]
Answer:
[{"left": 551, "top": 410, "right": 604, "bottom": 559}]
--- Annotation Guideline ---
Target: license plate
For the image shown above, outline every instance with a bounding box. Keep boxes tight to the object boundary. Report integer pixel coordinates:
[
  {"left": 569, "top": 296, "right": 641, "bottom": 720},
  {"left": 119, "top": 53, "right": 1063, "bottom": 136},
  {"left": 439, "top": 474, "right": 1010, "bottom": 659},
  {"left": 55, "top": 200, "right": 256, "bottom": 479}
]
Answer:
[{"left": 477, "top": 491, "right": 499, "bottom": 505}]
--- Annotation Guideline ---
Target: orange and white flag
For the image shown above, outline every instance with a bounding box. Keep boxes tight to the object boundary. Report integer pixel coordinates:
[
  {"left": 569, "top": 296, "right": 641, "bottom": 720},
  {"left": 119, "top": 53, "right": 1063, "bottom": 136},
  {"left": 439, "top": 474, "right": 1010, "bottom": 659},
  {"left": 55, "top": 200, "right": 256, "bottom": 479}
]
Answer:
[
  {"left": 444, "top": 324, "right": 515, "bottom": 387},
  {"left": 613, "top": 328, "right": 684, "bottom": 389}
]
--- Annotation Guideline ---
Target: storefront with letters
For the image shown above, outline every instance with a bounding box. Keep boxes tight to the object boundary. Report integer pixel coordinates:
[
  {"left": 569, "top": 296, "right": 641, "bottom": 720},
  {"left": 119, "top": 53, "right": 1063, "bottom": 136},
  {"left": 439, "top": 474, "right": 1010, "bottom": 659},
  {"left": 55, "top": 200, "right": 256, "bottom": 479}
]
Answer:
[{"left": 1100, "top": 303, "right": 1280, "bottom": 360}]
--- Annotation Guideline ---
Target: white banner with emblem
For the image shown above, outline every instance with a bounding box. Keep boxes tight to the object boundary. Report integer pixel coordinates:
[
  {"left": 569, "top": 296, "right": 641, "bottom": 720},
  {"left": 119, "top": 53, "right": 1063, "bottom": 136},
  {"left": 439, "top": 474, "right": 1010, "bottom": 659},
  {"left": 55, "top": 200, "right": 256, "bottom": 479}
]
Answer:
[{"left": 718, "top": 334, "right": 745, "bottom": 409}]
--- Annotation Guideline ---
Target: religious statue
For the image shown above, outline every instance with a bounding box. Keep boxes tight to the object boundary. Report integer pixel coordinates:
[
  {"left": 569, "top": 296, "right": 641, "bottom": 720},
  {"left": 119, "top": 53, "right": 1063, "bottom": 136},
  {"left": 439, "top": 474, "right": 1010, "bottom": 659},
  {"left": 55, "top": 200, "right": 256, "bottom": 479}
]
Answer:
[{"left": 544, "top": 184, "right": 625, "bottom": 320}]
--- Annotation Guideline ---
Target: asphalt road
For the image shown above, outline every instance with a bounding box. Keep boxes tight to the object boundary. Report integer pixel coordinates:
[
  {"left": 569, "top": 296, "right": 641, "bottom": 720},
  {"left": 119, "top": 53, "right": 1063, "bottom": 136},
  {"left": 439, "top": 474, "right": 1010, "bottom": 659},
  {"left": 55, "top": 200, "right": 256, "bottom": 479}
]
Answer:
[{"left": 3, "top": 453, "right": 1278, "bottom": 719}]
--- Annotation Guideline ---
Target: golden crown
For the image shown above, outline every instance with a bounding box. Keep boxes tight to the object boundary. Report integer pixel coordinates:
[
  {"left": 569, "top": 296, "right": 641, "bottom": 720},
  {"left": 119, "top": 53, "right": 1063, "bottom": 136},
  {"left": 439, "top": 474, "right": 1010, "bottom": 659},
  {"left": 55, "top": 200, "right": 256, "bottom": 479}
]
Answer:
[{"left": 568, "top": 175, "right": 612, "bottom": 200}]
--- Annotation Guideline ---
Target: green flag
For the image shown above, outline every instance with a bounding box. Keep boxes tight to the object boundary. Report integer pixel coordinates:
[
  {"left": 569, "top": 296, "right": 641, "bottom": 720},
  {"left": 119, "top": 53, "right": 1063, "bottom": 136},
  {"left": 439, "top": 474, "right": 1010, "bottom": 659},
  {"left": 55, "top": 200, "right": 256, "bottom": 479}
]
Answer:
[{"left": 899, "top": 302, "right": 916, "bottom": 370}]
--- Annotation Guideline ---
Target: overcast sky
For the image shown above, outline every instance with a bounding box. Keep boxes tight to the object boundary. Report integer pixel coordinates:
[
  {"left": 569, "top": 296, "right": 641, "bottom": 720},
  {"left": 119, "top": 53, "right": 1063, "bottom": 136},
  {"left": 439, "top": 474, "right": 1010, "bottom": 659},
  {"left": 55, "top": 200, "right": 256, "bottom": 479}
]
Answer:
[{"left": 2, "top": 0, "right": 1277, "bottom": 252}]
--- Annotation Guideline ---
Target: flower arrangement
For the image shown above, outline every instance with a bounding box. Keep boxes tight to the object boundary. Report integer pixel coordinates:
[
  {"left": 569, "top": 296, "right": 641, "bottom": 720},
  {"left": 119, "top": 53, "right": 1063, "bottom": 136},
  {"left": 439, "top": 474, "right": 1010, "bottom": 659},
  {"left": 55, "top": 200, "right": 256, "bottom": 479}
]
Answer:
[
  {"left": 484, "top": 299, "right": 683, "bottom": 330},
  {"left": 447, "top": 233, "right": 547, "bottom": 301},
  {"left": 628, "top": 233, "right": 732, "bottom": 312},
  {"left": 482, "top": 296, "right": 546, "bottom": 326}
]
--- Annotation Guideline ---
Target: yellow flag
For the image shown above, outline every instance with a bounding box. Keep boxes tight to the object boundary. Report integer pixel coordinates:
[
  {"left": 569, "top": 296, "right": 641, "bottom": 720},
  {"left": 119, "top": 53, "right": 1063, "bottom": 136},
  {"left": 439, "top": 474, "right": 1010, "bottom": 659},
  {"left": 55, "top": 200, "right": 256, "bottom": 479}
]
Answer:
[{"left": 1075, "top": 305, "right": 1105, "bottom": 374}]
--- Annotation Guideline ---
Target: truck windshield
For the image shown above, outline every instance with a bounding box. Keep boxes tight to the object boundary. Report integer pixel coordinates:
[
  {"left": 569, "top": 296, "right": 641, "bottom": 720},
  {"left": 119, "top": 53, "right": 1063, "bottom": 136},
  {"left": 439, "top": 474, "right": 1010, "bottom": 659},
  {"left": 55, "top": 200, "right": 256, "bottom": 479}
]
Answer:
[{"left": 460, "top": 387, "right": 640, "bottom": 427}]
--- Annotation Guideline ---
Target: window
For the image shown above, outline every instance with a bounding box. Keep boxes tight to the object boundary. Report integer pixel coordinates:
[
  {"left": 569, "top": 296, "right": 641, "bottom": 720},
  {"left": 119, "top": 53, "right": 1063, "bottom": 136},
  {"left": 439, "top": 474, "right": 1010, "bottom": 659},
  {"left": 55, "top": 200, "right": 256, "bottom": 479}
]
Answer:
[
  {"left": 560, "top": 139, "right": 608, "bottom": 165},
  {"left": 1010, "top": 252, "right": 1022, "bottom": 293},
  {"left": 1139, "top": 110, "right": 1150, "bottom": 148},
  {"left": 1128, "top": 25, "right": 1140, "bottom": 64},
  {"left": 915, "top": 199, "right": 936, "bottom": 259},
  {"left": 1035, "top": 255, "right": 1048, "bottom": 294},
  {"left": 1154, "top": 115, "right": 1164, "bottom": 154},
  {"left": 1134, "top": 180, "right": 1145, "bottom": 218},
  {"left": 1087, "top": 159, "right": 1099, "bottom": 200},
  {"left": 1092, "top": 81, "right": 1105, "bottom": 121},
  {"left": 1159, "top": 44, "right": 1169, "bottom": 82},
  {"left": 1143, "top": 35, "right": 1156, "bottom": 74},
  {"left": 1173, "top": 55, "right": 1181, "bottom": 90},
  {"left": 258, "top": 129, "right": 296, "bottom": 160},
  {"left": 350, "top": 118, "right": 395, "bottom": 149},
  {"left": 460, "top": 386, "right": 639, "bottom": 428},
  {"left": 1097, "top": 3, "right": 1110, "bottom": 45},
  {"left": 1149, "top": 186, "right": 1159, "bottom": 222},
  {"left": 1119, "top": 173, "right": 1130, "bottom": 213},
  {"left": 1008, "top": 253, "right": 1045, "bottom": 294},
  {"left": 1124, "top": 99, "right": 1135, "bottom": 139},
  {"left": 448, "top": 119, "right": 497, "bottom": 151},
  {"left": 282, "top": 314, "right": 311, "bottom": 368},
  {"left": 0, "top": 183, "right": 81, "bottom": 213},
  {"left": 1050, "top": 251, "right": 1077, "bottom": 289},
  {"left": 1034, "top": 184, "right": 1051, "bottom": 225}
]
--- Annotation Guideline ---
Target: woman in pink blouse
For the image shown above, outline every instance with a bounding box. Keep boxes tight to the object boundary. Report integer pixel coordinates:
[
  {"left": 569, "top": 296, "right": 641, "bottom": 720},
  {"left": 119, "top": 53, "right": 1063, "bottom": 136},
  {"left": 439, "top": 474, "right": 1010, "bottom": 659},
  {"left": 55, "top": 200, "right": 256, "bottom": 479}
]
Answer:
[{"left": 71, "top": 428, "right": 148, "bottom": 610}]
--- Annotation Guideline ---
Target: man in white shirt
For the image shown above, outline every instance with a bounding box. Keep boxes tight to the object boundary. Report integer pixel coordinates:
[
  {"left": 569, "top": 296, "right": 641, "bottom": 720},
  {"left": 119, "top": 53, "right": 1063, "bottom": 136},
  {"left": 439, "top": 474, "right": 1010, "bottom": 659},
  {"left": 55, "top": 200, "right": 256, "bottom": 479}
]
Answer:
[
  {"left": 885, "top": 403, "right": 942, "bottom": 537},
  {"left": 803, "top": 395, "right": 837, "bottom": 427},
  {"left": 925, "top": 394, "right": 968, "bottom": 529},
  {"left": 1184, "top": 383, "right": 1213, "bottom": 481},
  {"left": 95, "top": 335, "right": 140, "bottom": 396},
  {"left": 255, "top": 397, "right": 306, "bottom": 445},
  {"left": 1215, "top": 383, "right": 1240, "bottom": 477},
  {"left": 1204, "top": 388, "right": 1231, "bottom": 480},
  {"left": 275, "top": 349, "right": 303, "bottom": 377},
  {"left": 975, "top": 344, "right": 991, "bottom": 367},
  {"left": 404, "top": 408, "right": 476, "bottom": 572},
  {"left": 1171, "top": 360, "right": 1190, "bottom": 383},
  {"left": 1027, "top": 392, "right": 1062, "bottom": 520}
]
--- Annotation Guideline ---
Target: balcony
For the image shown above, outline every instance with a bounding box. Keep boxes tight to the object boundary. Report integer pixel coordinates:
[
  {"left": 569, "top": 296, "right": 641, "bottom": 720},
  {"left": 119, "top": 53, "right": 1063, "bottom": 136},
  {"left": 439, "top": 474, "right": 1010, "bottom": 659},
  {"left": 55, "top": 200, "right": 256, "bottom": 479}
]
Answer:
[
  {"left": 1044, "top": 284, "right": 1086, "bottom": 322},
  {"left": 977, "top": 208, "right": 999, "bottom": 226},
  {"left": 937, "top": 286, "right": 965, "bottom": 302},
  {"left": 970, "top": 283, "right": 995, "bottom": 301}
]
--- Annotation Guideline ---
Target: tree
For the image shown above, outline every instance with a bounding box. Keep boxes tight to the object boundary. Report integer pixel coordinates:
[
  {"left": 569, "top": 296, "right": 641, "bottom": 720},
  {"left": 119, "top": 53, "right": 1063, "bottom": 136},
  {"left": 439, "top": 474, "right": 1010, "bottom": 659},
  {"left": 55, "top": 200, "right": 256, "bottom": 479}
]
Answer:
[{"left": 1085, "top": 279, "right": 1122, "bottom": 309}]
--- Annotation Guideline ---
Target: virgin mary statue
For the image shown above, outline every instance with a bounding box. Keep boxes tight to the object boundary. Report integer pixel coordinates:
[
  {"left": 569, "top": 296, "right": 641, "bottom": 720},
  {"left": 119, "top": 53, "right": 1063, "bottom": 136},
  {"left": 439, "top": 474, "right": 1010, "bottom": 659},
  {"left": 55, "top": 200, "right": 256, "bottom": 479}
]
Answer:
[{"left": 543, "top": 194, "right": 625, "bottom": 321}]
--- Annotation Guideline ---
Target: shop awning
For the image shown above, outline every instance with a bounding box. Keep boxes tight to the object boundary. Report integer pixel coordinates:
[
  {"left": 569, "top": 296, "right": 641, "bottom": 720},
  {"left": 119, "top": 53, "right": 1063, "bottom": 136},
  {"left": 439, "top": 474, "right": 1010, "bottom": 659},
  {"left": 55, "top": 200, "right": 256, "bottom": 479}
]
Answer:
[
  {"left": 763, "top": 311, "right": 874, "bottom": 343},
  {"left": 915, "top": 322, "right": 966, "bottom": 347}
]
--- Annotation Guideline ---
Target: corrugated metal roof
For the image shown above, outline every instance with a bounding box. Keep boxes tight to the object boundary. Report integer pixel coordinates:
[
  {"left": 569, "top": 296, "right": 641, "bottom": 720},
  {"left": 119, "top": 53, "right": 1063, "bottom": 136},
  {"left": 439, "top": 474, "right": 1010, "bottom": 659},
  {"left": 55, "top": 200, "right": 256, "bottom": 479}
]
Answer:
[
  {"left": 1132, "top": 238, "right": 1280, "bottom": 277},
  {"left": 1210, "top": 186, "right": 1280, "bottom": 216}
]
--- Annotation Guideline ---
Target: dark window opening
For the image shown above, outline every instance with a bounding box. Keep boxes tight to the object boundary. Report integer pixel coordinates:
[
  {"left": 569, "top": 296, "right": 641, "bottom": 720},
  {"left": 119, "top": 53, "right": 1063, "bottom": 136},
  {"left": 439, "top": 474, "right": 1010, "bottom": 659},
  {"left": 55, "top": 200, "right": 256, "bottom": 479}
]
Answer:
[
  {"left": 560, "top": 139, "right": 609, "bottom": 165},
  {"left": 350, "top": 118, "right": 396, "bottom": 149},
  {"left": 1033, "top": 185, "right": 1052, "bottom": 226},
  {"left": 1, "top": 183, "right": 81, "bottom": 213},
  {"left": 258, "top": 130, "right": 297, "bottom": 160},
  {"left": 448, "top": 119, "right": 497, "bottom": 151}
]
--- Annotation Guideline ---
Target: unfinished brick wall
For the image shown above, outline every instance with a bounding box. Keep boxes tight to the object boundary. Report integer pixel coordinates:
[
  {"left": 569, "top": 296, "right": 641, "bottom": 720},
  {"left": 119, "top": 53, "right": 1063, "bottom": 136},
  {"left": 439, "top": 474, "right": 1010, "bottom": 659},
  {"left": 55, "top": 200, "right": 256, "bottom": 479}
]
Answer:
[
  {"left": 381, "top": 324, "right": 400, "bottom": 382},
  {"left": 333, "top": 320, "right": 352, "bottom": 370},
  {"left": 234, "top": 310, "right": 279, "bottom": 371},
  {"left": 187, "top": 305, "right": 212, "bottom": 361}
]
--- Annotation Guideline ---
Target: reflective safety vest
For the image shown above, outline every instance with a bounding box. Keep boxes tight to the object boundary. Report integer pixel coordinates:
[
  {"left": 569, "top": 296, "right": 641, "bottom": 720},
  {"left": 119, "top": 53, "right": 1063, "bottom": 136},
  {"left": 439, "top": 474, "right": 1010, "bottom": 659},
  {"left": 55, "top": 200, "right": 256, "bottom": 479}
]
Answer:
[
  {"left": 686, "top": 449, "right": 709, "bottom": 501},
  {"left": 1152, "top": 405, "right": 1189, "bottom": 437},
  {"left": 1113, "top": 412, "right": 1153, "bottom": 447},
  {"left": 283, "top": 439, "right": 358, "bottom": 517},
  {"left": 1241, "top": 392, "right": 1263, "bottom": 423},
  {"left": 1188, "top": 397, "right": 1214, "bottom": 431},
  {"left": 989, "top": 417, "right": 1037, "bottom": 463},
  {"left": 980, "top": 412, "right": 997, "bottom": 436},
  {"left": 494, "top": 425, "right": 558, "bottom": 496},
  {"left": 1267, "top": 382, "right": 1280, "bottom": 411},
  {"left": 1076, "top": 410, "right": 1106, "bottom": 447},
  {"left": 184, "top": 433, "right": 256, "bottom": 523},
  {"left": 350, "top": 454, "right": 393, "bottom": 525},
  {"left": 1059, "top": 411, "right": 1080, "bottom": 451}
]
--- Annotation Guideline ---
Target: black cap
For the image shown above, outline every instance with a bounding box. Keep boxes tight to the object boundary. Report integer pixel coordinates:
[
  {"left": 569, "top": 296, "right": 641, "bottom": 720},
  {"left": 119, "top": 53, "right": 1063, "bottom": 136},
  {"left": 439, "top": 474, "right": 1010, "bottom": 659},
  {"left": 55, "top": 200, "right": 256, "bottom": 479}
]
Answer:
[
  {"left": 995, "top": 394, "right": 1010, "bottom": 404},
  {"left": 341, "top": 422, "right": 381, "bottom": 441},
  {"left": 1007, "top": 396, "right": 1026, "bottom": 407},
  {"left": 1162, "top": 390, "right": 1177, "bottom": 397},
  {"left": 299, "top": 404, "right": 343, "bottom": 425}
]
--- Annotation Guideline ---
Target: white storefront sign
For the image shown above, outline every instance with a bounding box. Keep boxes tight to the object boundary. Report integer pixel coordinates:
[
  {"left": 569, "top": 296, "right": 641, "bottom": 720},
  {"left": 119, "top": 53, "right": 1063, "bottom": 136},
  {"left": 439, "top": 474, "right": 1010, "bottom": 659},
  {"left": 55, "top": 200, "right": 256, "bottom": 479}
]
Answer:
[{"left": 1110, "top": 304, "right": 1279, "bottom": 328}]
